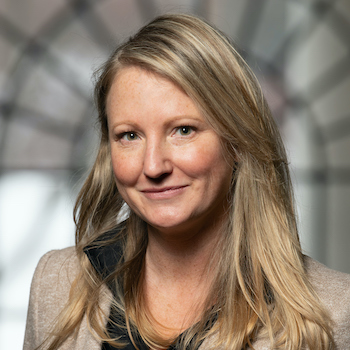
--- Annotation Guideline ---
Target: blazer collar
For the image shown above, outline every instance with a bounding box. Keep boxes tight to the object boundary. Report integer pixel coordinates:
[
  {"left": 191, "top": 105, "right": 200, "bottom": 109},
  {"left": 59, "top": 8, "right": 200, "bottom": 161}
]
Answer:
[{"left": 83, "top": 223, "right": 125, "bottom": 279}]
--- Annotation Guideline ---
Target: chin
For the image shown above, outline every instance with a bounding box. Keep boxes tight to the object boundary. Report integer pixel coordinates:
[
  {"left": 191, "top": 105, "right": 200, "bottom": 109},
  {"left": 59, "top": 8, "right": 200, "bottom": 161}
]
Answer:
[
  {"left": 145, "top": 214, "right": 211, "bottom": 238},
  {"left": 141, "top": 213, "right": 191, "bottom": 231},
  {"left": 147, "top": 218, "right": 187, "bottom": 231}
]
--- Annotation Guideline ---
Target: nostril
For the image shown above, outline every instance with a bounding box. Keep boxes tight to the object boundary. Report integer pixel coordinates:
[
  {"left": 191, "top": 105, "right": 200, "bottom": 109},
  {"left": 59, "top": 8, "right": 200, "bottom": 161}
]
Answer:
[{"left": 145, "top": 172, "right": 171, "bottom": 183}]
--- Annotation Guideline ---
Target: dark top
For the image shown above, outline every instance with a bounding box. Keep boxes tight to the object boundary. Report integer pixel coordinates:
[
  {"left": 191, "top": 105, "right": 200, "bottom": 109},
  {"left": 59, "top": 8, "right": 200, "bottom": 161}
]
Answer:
[{"left": 84, "top": 225, "right": 213, "bottom": 350}]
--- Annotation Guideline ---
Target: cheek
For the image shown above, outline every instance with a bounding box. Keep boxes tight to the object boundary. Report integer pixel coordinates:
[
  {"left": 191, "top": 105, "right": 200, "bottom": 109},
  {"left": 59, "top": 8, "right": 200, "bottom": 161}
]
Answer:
[
  {"left": 177, "top": 140, "right": 230, "bottom": 180},
  {"left": 111, "top": 151, "right": 141, "bottom": 186}
]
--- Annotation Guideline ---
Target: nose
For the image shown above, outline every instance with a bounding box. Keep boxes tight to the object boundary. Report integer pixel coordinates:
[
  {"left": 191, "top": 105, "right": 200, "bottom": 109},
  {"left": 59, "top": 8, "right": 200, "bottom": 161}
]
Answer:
[{"left": 143, "top": 137, "right": 173, "bottom": 180}]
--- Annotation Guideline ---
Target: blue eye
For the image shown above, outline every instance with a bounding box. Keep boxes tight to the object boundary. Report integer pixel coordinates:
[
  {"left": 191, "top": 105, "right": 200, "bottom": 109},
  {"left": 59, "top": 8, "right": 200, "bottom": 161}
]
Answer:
[{"left": 176, "top": 126, "right": 193, "bottom": 136}]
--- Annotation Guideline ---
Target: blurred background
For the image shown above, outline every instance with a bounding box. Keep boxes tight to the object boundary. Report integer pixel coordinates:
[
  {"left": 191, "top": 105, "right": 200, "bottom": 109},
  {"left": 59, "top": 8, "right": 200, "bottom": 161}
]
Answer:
[{"left": 0, "top": 0, "right": 349, "bottom": 348}]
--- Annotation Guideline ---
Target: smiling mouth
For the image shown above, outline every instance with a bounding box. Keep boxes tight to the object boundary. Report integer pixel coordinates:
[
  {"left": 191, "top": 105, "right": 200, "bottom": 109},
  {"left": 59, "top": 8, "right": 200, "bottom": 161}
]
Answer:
[{"left": 141, "top": 185, "right": 188, "bottom": 199}]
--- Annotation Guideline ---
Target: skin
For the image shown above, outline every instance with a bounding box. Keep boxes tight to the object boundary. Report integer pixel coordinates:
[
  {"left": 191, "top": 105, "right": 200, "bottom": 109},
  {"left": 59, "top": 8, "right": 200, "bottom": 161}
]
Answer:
[{"left": 106, "top": 66, "right": 233, "bottom": 337}]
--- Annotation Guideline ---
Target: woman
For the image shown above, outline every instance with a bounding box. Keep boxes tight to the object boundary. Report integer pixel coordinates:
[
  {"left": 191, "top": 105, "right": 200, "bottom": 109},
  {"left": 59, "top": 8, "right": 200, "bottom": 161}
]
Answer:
[{"left": 24, "top": 13, "right": 350, "bottom": 350}]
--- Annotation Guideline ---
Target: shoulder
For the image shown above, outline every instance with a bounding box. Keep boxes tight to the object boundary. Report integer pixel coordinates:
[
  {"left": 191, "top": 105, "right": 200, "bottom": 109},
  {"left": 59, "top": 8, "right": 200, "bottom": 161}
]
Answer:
[
  {"left": 305, "top": 256, "right": 350, "bottom": 306},
  {"left": 35, "top": 246, "right": 79, "bottom": 271},
  {"left": 305, "top": 256, "right": 350, "bottom": 347},
  {"left": 24, "top": 247, "right": 81, "bottom": 349},
  {"left": 32, "top": 247, "right": 80, "bottom": 294},
  {"left": 31, "top": 247, "right": 81, "bottom": 311},
  {"left": 36, "top": 246, "right": 79, "bottom": 274}
]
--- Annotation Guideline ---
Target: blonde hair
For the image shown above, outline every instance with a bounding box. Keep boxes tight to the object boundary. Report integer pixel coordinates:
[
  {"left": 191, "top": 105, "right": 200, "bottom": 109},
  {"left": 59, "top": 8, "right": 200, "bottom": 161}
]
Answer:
[{"left": 45, "top": 13, "right": 334, "bottom": 350}]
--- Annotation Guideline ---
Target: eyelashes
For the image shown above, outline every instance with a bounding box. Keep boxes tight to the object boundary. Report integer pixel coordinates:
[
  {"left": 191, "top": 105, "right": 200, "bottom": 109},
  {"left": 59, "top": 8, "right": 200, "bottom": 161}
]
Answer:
[
  {"left": 114, "top": 125, "right": 197, "bottom": 143},
  {"left": 175, "top": 126, "right": 195, "bottom": 136},
  {"left": 119, "top": 132, "right": 139, "bottom": 141}
]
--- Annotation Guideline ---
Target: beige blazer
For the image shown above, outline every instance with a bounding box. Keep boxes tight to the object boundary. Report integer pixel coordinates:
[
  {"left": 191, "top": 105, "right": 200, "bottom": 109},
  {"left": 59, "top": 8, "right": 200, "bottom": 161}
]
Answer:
[{"left": 23, "top": 247, "right": 350, "bottom": 350}]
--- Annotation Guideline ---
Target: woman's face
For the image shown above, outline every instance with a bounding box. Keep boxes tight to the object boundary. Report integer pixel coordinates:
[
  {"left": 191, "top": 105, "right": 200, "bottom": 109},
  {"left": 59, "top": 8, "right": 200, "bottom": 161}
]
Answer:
[{"left": 106, "top": 66, "right": 232, "bottom": 235}]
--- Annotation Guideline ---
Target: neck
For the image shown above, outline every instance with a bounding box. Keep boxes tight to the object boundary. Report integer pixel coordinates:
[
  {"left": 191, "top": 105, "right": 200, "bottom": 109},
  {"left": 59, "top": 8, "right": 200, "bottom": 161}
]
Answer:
[
  {"left": 146, "top": 217, "right": 224, "bottom": 282},
  {"left": 142, "top": 216, "right": 226, "bottom": 338}
]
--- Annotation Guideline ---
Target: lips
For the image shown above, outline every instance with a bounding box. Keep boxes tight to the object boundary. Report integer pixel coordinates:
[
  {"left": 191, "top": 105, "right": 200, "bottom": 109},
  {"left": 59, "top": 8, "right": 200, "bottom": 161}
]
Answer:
[{"left": 140, "top": 185, "right": 188, "bottom": 199}]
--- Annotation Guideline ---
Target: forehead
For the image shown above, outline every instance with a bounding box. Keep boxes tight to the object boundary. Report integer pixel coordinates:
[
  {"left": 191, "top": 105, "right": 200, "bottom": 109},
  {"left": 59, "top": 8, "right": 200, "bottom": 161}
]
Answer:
[
  {"left": 108, "top": 65, "right": 186, "bottom": 98},
  {"left": 106, "top": 66, "right": 202, "bottom": 120},
  {"left": 109, "top": 66, "right": 170, "bottom": 97}
]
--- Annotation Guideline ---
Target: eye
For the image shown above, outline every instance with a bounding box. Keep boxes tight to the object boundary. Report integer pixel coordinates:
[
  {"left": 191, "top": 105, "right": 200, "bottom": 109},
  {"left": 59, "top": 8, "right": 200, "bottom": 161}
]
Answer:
[
  {"left": 176, "top": 126, "right": 194, "bottom": 136},
  {"left": 119, "top": 132, "right": 139, "bottom": 141}
]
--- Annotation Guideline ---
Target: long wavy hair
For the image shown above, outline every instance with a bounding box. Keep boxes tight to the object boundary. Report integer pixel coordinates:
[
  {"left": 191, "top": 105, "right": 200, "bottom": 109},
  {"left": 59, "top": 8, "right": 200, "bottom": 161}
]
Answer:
[{"left": 44, "top": 13, "right": 334, "bottom": 350}]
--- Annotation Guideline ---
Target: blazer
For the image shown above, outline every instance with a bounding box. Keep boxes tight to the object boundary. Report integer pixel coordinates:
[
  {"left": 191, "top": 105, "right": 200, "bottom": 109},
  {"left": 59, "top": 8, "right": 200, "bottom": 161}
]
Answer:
[{"left": 23, "top": 247, "right": 350, "bottom": 350}]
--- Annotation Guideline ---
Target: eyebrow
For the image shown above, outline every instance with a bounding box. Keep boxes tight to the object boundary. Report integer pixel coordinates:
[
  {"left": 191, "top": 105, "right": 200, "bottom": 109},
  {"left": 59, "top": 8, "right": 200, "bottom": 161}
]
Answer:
[{"left": 108, "top": 115, "right": 207, "bottom": 130}]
